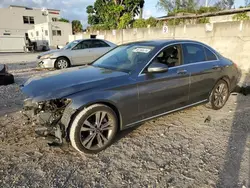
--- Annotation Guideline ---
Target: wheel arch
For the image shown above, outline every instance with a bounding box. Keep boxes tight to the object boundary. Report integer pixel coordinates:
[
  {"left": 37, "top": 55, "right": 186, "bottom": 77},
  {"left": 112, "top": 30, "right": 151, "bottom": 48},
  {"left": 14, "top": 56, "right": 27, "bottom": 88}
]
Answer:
[
  {"left": 64, "top": 100, "right": 122, "bottom": 141},
  {"left": 218, "top": 75, "right": 230, "bottom": 90}
]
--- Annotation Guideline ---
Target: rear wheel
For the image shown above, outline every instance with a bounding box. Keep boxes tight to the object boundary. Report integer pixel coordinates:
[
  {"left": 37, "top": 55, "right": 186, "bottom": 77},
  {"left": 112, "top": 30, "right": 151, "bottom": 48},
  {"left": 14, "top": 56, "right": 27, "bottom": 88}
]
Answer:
[
  {"left": 69, "top": 104, "right": 118, "bottom": 154},
  {"left": 208, "top": 80, "right": 230, "bottom": 110},
  {"left": 55, "top": 57, "right": 70, "bottom": 69}
]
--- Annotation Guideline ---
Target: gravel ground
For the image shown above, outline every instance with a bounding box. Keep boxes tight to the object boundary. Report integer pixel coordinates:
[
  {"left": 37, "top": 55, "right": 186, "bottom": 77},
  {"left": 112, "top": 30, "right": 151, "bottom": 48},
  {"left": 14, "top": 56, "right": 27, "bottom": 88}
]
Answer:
[
  {"left": 0, "top": 53, "right": 250, "bottom": 187},
  {"left": 0, "top": 53, "right": 49, "bottom": 115}
]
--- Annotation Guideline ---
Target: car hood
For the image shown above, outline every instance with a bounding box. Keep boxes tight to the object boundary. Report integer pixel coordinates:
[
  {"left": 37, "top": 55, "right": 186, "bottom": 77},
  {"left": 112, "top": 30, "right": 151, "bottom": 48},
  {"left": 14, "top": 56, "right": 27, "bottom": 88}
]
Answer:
[
  {"left": 39, "top": 49, "right": 62, "bottom": 56},
  {"left": 21, "top": 66, "right": 128, "bottom": 102}
]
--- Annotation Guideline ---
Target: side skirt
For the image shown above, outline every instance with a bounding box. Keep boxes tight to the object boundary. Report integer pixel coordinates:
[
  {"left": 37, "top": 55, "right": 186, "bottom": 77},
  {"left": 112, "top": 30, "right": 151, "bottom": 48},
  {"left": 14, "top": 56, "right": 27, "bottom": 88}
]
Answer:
[{"left": 123, "top": 99, "right": 208, "bottom": 129}]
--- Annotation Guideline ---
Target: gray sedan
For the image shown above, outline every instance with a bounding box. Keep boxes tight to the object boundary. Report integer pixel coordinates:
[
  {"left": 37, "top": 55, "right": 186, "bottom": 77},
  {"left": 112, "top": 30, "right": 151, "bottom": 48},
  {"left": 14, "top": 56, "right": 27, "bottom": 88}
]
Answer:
[
  {"left": 22, "top": 40, "right": 240, "bottom": 154},
  {"left": 37, "top": 39, "right": 116, "bottom": 69}
]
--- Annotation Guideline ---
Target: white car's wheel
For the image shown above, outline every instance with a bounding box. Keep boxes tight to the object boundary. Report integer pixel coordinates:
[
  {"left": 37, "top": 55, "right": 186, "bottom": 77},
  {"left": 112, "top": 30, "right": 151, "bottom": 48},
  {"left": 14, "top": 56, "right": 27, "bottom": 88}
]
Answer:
[{"left": 55, "top": 57, "right": 70, "bottom": 69}]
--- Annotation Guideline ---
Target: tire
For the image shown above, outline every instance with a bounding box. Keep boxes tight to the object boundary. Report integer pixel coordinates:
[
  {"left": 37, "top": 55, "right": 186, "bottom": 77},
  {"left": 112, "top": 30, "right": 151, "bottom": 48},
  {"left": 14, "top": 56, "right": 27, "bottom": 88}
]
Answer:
[
  {"left": 0, "top": 74, "right": 14, "bottom": 86},
  {"left": 55, "top": 57, "right": 70, "bottom": 69},
  {"left": 207, "top": 79, "right": 230, "bottom": 110},
  {"left": 69, "top": 104, "right": 118, "bottom": 154}
]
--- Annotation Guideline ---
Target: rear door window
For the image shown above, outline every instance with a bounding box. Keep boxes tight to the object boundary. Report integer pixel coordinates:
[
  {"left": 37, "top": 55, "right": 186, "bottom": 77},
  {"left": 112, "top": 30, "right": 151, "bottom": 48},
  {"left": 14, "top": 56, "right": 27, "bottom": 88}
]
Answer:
[
  {"left": 204, "top": 47, "right": 217, "bottom": 61},
  {"left": 182, "top": 43, "right": 206, "bottom": 64},
  {"left": 90, "top": 40, "right": 110, "bottom": 48}
]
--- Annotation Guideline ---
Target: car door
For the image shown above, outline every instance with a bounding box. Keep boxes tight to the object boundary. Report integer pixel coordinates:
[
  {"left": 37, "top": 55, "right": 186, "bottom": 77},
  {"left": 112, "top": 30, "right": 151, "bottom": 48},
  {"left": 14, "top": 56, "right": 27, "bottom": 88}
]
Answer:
[
  {"left": 89, "top": 40, "right": 112, "bottom": 62},
  {"left": 137, "top": 44, "right": 190, "bottom": 120},
  {"left": 181, "top": 43, "right": 221, "bottom": 104},
  {"left": 70, "top": 40, "right": 93, "bottom": 65}
]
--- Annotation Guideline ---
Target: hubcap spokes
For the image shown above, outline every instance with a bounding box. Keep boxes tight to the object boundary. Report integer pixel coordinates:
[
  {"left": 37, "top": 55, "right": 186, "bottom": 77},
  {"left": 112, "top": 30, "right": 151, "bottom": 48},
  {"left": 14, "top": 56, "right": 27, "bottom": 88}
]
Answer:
[
  {"left": 214, "top": 83, "right": 228, "bottom": 108},
  {"left": 58, "top": 60, "right": 67, "bottom": 69},
  {"left": 80, "top": 111, "right": 114, "bottom": 150}
]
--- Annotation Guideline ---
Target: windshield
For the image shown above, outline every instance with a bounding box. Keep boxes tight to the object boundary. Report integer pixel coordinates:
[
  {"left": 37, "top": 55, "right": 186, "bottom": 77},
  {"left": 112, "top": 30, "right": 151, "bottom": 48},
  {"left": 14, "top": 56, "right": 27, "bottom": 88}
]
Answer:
[
  {"left": 64, "top": 40, "right": 80, "bottom": 50},
  {"left": 92, "top": 45, "right": 155, "bottom": 73}
]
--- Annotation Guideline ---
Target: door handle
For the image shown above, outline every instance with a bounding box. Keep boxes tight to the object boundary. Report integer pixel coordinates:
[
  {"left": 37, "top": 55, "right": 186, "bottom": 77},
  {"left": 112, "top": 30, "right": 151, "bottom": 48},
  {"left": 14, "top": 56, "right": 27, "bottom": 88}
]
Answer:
[
  {"left": 177, "top": 69, "right": 187, "bottom": 74},
  {"left": 213, "top": 65, "right": 220, "bottom": 70}
]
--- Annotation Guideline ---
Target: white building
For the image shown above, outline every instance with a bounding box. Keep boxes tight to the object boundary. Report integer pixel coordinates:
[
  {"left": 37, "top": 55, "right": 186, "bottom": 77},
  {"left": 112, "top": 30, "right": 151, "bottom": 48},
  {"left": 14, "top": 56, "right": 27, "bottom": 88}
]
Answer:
[
  {"left": 0, "top": 5, "right": 61, "bottom": 36},
  {"left": 0, "top": 5, "right": 72, "bottom": 51},
  {"left": 27, "top": 22, "right": 72, "bottom": 50}
]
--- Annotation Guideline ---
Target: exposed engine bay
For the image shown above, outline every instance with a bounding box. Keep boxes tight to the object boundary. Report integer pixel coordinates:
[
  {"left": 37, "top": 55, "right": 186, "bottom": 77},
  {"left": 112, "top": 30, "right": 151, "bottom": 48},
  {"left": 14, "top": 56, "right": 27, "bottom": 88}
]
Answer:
[{"left": 23, "top": 98, "right": 71, "bottom": 145}]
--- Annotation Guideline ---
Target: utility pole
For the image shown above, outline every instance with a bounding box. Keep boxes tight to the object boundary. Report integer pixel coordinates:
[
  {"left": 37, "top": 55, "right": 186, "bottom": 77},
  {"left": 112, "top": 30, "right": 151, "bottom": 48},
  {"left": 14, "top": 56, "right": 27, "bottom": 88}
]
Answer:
[{"left": 205, "top": 0, "right": 208, "bottom": 7}]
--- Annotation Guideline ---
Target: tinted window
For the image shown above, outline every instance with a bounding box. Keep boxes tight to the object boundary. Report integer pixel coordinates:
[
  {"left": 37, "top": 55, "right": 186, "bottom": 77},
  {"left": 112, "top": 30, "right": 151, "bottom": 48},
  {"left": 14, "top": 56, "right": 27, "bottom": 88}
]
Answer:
[
  {"left": 153, "top": 45, "right": 181, "bottom": 68},
  {"left": 73, "top": 40, "right": 91, "bottom": 50},
  {"left": 182, "top": 43, "right": 206, "bottom": 64},
  {"left": 91, "top": 40, "right": 110, "bottom": 48},
  {"left": 204, "top": 47, "right": 217, "bottom": 61}
]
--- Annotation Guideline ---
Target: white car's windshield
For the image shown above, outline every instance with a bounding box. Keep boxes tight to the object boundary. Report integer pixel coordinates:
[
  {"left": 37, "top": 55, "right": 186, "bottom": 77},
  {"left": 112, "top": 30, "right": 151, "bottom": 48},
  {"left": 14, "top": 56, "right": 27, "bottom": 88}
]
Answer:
[
  {"left": 92, "top": 45, "right": 155, "bottom": 73},
  {"left": 64, "top": 40, "right": 81, "bottom": 50}
]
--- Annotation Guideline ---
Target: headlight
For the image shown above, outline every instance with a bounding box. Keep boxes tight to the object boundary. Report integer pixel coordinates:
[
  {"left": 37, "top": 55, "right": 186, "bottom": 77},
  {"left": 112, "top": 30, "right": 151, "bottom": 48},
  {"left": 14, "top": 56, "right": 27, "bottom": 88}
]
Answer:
[{"left": 40, "top": 54, "right": 54, "bottom": 60}]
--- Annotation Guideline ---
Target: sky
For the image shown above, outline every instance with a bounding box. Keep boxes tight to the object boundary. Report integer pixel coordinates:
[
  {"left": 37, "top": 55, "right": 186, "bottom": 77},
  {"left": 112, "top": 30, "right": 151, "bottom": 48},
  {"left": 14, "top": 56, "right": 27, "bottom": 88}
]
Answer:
[{"left": 0, "top": 0, "right": 247, "bottom": 27}]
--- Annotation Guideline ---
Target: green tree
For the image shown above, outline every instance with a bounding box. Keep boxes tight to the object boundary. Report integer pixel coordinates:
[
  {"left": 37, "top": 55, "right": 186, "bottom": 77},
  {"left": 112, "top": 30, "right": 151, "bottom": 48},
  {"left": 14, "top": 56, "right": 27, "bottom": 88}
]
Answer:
[
  {"left": 157, "top": 0, "right": 198, "bottom": 13},
  {"left": 133, "top": 19, "right": 146, "bottom": 28},
  {"left": 232, "top": 12, "right": 250, "bottom": 21},
  {"left": 58, "top": 18, "right": 69, "bottom": 23},
  {"left": 118, "top": 13, "right": 132, "bottom": 29},
  {"left": 215, "top": 0, "right": 234, "bottom": 9},
  {"left": 72, "top": 20, "right": 83, "bottom": 34},
  {"left": 145, "top": 17, "right": 157, "bottom": 27},
  {"left": 86, "top": 0, "right": 145, "bottom": 29}
]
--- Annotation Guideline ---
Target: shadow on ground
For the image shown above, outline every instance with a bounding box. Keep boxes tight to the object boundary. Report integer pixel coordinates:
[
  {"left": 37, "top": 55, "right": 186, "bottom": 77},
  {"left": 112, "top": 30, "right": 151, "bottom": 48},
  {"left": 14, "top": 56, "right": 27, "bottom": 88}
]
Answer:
[{"left": 217, "top": 74, "right": 250, "bottom": 187}]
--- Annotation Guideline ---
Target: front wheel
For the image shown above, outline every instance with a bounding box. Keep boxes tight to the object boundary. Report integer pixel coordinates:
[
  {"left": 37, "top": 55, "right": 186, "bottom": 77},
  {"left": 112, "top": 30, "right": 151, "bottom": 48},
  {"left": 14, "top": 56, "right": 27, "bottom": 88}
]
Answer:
[
  {"left": 69, "top": 104, "right": 118, "bottom": 154},
  {"left": 55, "top": 57, "right": 70, "bottom": 69},
  {"left": 208, "top": 80, "right": 230, "bottom": 110}
]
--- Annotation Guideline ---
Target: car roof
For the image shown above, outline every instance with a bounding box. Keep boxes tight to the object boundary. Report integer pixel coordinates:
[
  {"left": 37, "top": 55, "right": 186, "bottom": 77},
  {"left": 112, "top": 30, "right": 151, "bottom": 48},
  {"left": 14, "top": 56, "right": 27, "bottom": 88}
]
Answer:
[{"left": 122, "top": 39, "right": 207, "bottom": 47}]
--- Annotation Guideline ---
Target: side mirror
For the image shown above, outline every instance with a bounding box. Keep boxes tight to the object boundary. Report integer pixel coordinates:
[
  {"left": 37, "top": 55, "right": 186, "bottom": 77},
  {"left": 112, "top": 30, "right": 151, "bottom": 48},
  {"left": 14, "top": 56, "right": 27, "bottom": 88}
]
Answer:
[{"left": 147, "top": 62, "right": 168, "bottom": 73}]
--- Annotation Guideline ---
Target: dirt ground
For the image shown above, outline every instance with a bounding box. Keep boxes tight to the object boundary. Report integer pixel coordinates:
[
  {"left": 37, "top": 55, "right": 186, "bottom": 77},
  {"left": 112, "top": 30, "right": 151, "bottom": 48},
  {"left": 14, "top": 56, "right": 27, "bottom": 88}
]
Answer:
[{"left": 0, "top": 53, "right": 250, "bottom": 188}]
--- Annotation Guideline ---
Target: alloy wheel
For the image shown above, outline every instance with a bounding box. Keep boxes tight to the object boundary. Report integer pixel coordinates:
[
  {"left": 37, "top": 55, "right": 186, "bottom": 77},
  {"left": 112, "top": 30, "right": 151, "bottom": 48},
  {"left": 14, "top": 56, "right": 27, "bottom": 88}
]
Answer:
[
  {"left": 79, "top": 111, "right": 115, "bottom": 150},
  {"left": 213, "top": 82, "right": 229, "bottom": 108}
]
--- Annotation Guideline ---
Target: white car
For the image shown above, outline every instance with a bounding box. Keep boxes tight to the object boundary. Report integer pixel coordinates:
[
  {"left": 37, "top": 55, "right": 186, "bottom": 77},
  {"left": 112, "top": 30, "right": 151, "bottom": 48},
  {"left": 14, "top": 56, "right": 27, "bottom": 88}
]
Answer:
[{"left": 37, "top": 39, "right": 116, "bottom": 69}]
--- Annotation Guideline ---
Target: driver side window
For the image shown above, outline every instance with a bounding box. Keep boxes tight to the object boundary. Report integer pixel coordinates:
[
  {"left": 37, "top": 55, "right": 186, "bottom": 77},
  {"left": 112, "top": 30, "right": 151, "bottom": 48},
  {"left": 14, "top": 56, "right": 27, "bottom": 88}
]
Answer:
[
  {"left": 154, "top": 45, "right": 182, "bottom": 68},
  {"left": 73, "top": 41, "right": 91, "bottom": 50}
]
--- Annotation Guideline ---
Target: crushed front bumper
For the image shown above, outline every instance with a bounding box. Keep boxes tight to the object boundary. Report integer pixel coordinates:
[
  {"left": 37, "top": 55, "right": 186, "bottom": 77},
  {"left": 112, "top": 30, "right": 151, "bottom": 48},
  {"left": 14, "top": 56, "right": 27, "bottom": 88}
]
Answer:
[
  {"left": 23, "top": 99, "right": 69, "bottom": 145},
  {"left": 37, "top": 58, "right": 56, "bottom": 68}
]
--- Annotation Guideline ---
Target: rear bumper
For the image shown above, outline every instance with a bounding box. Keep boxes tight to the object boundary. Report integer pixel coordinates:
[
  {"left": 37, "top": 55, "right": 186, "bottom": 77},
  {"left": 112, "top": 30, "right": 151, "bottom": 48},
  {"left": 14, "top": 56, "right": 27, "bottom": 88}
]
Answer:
[{"left": 37, "top": 58, "right": 56, "bottom": 68}]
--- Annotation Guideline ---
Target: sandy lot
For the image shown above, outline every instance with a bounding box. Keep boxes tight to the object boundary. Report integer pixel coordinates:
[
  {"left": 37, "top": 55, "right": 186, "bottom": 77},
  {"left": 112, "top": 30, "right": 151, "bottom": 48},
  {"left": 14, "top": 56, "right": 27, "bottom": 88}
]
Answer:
[{"left": 0, "top": 53, "right": 250, "bottom": 188}]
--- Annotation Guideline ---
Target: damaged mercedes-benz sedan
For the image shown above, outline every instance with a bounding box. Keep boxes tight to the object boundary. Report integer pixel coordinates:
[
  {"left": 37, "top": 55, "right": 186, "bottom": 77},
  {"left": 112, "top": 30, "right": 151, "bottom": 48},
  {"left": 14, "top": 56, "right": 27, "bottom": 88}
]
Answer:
[{"left": 21, "top": 40, "right": 240, "bottom": 154}]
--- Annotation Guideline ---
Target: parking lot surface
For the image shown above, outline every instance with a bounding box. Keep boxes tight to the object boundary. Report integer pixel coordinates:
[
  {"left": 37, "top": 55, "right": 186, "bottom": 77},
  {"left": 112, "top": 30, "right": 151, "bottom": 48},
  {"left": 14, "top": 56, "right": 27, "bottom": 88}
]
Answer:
[{"left": 0, "top": 53, "right": 250, "bottom": 187}]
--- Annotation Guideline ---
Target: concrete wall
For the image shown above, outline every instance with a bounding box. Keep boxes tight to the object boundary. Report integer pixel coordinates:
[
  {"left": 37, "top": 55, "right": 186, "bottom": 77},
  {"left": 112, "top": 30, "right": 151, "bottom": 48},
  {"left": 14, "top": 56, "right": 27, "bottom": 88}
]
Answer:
[
  {"left": 92, "top": 20, "right": 250, "bottom": 72},
  {"left": 0, "top": 6, "right": 60, "bottom": 36}
]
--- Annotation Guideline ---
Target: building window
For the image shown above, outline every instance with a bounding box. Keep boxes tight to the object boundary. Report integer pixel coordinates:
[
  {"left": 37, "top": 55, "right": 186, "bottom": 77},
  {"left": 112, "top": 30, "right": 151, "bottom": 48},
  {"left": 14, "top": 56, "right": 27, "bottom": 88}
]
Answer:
[
  {"left": 23, "top": 16, "right": 29, "bottom": 24},
  {"left": 36, "top": 31, "right": 39, "bottom": 36},
  {"left": 23, "top": 16, "right": 35, "bottom": 24},
  {"left": 30, "top": 17, "right": 34, "bottom": 24},
  {"left": 52, "top": 30, "right": 62, "bottom": 36},
  {"left": 52, "top": 17, "right": 58, "bottom": 22},
  {"left": 52, "top": 30, "right": 57, "bottom": 36},
  {"left": 45, "top": 30, "right": 48, "bottom": 36}
]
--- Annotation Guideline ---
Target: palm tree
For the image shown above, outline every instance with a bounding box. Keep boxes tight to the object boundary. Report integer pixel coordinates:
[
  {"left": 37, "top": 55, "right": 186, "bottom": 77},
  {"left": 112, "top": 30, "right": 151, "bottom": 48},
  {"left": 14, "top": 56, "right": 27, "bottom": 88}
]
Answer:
[
  {"left": 72, "top": 20, "right": 83, "bottom": 34},
  {"left": 139, "top": 0, "right": 145, "bottom": 19}
]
